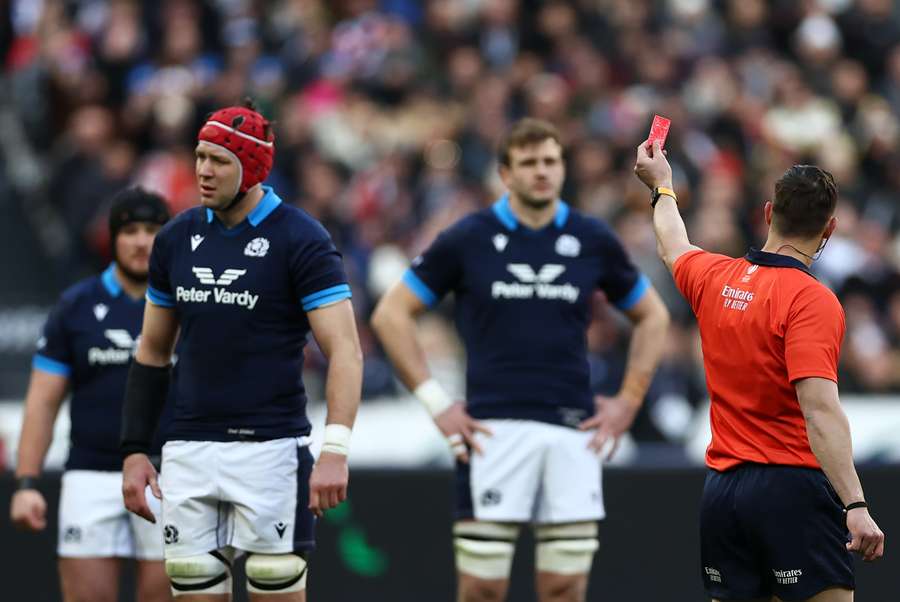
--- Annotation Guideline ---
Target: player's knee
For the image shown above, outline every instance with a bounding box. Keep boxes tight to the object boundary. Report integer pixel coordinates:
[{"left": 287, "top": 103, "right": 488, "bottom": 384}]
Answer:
[
  {"left": 536, "top": 572, "right": 588, "bottom": 602},
  {"left": 458, "top": 578, "right": 507, "bottom": 602},
  {"left": 454, "top": 521, "right": 519, "bottom": 581},
  {"left": 164, "top": 551, "right": 232, "bottom": 596},
  {"left": 245, "top": 553, "right": 308, "bottom": 594},
  {"left": 535, "top": 522, "right": 599, "bottom": 576}
]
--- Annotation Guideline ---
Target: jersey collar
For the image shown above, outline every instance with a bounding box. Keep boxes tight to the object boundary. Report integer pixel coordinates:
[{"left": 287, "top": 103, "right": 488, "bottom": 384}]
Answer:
[
  {"left": 491, "top": 194, "right": 570, "bottom": 231},
  {"left": 205, "top": 186, "right": 283, "bottom": 227},
  {"left": 101, "top": 263, "right": 123, "bottom": 297},
  {"left": 745, "top": 248, "right": 816, "bottom": 279}
]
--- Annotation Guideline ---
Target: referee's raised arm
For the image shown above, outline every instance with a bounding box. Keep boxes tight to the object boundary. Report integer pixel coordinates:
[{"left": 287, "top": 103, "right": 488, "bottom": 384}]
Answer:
[{"left": 633, "top": 140, "right": 701, "bottom": 272}]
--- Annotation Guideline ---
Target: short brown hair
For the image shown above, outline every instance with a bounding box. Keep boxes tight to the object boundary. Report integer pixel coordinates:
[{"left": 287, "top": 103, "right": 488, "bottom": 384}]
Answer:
[
  {"left": 497, "top": 118, "right": 563, "bottom": 167},
  {"left": 772, "top": 165, "right": 837, "bottom": 238}
]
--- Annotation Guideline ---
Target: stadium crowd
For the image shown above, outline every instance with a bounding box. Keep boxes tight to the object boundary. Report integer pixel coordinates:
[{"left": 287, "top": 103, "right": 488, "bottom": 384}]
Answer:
[{"left": 3, "top": 0, "right": 900, "bottom": 446}]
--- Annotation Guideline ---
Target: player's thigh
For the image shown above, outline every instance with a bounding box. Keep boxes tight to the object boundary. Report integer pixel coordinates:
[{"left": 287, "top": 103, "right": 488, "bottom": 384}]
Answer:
[
  {"left": 58, "top": 470, "right": 135, "bottom": 559},
  {"left": 59, "top": 557, "right": 121, "bottom": 602},
  {"left": 219, "top": 438, "right": 316, "bottom": 556},
  {"left": 797, "top": 588, "right": 853, "bottom": 602},
  {"left": 537, "top": 424, "right": 603, "bottom": 523},
  {"left": 135, "top": 559, "right": 173, "bottom": 602},
  {"left": 462, "top": 420, "right": 547, "bottom": 523},
  {"left": 160, "top": 441, "right": 230, "bottom": 558},
  {"left": 744, "top": 466, "right": 854, "bottom": 601}
]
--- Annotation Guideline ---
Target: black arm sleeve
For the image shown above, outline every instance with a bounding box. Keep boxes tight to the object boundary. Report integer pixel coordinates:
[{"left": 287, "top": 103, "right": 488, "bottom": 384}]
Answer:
[{"left": 120, "top": 361, "right": 171, "bottom": 457}]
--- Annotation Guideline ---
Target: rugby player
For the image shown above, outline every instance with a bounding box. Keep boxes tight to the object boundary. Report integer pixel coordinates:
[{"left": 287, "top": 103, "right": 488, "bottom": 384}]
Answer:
[
  {"left": 11, "top": 188, "right": 172, "bottom": 602},
  {"left": 372, "top": 118, "right": 670, "bottom": 602},
  {"left": 634, "top": 141, "right": 885, "bottom": 601},
  {"left": 119, "top": 100, "right": 363, "bottom": 601}
]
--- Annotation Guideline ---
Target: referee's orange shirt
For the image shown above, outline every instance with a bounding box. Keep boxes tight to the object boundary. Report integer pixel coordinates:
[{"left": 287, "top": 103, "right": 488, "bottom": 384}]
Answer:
[{"left": 674, "top": 248, "right": 845, "bottom": 471}]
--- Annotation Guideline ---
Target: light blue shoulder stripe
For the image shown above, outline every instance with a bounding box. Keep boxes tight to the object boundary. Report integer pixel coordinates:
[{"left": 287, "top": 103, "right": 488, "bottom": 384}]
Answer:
[
  {"left": 402, "top": 270, "right": 438, "bottom": 307},
  {"left": 615, "top": 274, "right": 650, "bottom": 311},
  {"left": 33, "top": 354, "right": 71, "bottom": 377}
]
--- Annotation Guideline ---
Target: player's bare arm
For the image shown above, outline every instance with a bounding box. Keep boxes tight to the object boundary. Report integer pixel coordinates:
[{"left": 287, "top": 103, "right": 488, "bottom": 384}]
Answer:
[
  {"left": 633, "top": 140, "right": 701, "bottom": 272},
  {"left": 371, "top": 281, "right": 491, "bottom": 462},
  {"left": 579, "top": 286, "right": 669, "bottom": 458},
  {"left": 307, "top": 299, "right": 363, "bottom": 517},
  {"left": 121, "top": 302, "right": 178, "bottom": 523},
  {"left": 10, "top": 369, "right": 69, "bottom": 531},
  {"left": 796, "top": 377, "right": 885, "bottom": 562}
]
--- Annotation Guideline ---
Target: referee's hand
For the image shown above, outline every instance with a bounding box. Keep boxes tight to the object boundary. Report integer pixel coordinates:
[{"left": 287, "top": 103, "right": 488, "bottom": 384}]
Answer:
[
  {"left": 122, "top": 453, "right": 162, "bottom": 523},
  {"left": 434, "top": 401, "right": 492, "bottom": 463},
  {"left": 10, "top": 489, "right": 47, "bottom": 532},
  {"left": 846, "top": 507, "right": 885, "bottom": 562}
]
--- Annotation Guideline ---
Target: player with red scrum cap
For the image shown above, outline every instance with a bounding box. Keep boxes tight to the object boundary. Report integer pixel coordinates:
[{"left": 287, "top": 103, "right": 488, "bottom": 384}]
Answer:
[{"left": 120, "top": 99, "right": 363, "bottom": 601}]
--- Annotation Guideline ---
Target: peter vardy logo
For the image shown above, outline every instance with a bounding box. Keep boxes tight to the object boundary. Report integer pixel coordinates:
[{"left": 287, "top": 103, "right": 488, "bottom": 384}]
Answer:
[
  {"left": 491, "top": 263, "right": 580, "bottom": 302},
  {"left": 192, "top": 267, "right": 246, "bottom": 286},
  {"left": 176, "top": 267, "right": 259, "bottom": 310},
  {"left": 88, "top": 329, "right": 136, "bottom": 365}
]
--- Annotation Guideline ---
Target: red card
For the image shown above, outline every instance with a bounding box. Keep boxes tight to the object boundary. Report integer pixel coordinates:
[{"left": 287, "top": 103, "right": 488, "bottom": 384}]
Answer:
[{"left": 647, "top": 115, "right": 671, "bottom": 149}]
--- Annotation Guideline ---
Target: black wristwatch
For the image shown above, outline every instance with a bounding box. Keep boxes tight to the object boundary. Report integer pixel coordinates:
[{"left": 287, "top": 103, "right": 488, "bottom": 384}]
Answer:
[
  {"left": 16, "top": 476, "right": 39, "bottom": 491},
  {"left": 650, "top": 186, "right": 677, "bottom": 208}
]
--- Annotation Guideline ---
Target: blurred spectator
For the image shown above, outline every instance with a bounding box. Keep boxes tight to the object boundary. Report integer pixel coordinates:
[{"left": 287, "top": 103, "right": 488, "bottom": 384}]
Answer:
[{"left": 4, "top": 0, "right": 900, "bottom": 432}]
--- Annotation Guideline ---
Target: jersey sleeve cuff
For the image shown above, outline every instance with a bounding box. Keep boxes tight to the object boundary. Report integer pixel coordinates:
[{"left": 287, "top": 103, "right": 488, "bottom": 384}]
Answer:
[
  {"left": 302, "top": 284, "right": 352, "bottom": 312},
  {"left": 146, "top": 286, "right": 176, "bottom": 307},
  {"left": 33, "top": 354, "right": 71, "bottom": 377},
  {"left": 614, "top": 274, "right": 650, "bottom": 311},
  {"left": 789, "top": 372, "right": 839, "bottom": 384},
  {"left": 402, "top": 270, "right": 438, "bottom": 307}
]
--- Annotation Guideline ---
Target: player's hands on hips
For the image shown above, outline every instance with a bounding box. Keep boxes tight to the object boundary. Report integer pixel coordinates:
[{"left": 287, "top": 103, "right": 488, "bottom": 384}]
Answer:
[
  {"left": 634, "top": 140, "right": 673, "bottom": 191},
  {"left": 434, "top": 401, "right": 492, "bottom": 463},
  {"left": 579, "top": 395, "right": 640, "bottom": 460},
  {"left": 846, "top": 507, "right": 885, "bottom": 562},
  {"left": 10, "top": 488, "right": 48, "bottom": 532},
  {"left": 122, "top": 453, "right": 162, "bottom": 523},
  {"left": 309, "top": 452, "right": 349, "bottom": 518}
]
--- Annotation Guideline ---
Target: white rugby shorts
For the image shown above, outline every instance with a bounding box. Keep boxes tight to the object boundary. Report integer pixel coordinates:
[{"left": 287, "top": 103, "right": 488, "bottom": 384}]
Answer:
[
  {"left": 58, "top": 470, "right": 163, "bottom": 560},
  {"left": 457, "top": 419, "right": 605, "bottom": 523},
  {"left": 159, "top": 437, "right": 315, "bottom": 560}
]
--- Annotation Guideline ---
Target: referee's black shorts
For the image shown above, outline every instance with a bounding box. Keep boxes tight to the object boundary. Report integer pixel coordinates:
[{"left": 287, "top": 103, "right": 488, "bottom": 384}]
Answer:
[{"left": 700, "top": 463, "right": 854, "bottom": 601}]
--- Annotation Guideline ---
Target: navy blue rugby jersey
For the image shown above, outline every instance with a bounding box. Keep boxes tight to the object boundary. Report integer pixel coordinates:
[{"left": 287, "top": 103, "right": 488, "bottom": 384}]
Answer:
[
  {"left": 34, "top": 264, "right": 172, "bottom": 471},
  {"left": 146, "top": 186, "right": 351, "bottom": 441},
  {"left": 404, "top": 195, "right": 649, "bottom": 427}
]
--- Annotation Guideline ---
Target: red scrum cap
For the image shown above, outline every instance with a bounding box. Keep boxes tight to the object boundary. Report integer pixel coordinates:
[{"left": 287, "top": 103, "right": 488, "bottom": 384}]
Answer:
[{"left": 197, "top": 105, "right": 275, "bottom": 194}]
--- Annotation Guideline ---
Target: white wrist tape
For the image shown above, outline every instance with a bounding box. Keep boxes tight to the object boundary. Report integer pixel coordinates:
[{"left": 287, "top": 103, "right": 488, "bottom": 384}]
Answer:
[
  {"left": 413, "top": 379, "right": 454, "bottom": 417},
  {"left": 321, "top": 424, "right": 351, "bottom": 456}
]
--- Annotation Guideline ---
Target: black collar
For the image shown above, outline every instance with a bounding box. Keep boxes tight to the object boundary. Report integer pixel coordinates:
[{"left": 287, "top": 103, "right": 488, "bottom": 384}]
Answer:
[{"left": 744, "top": 248, "right": 817, "bottom": 279}]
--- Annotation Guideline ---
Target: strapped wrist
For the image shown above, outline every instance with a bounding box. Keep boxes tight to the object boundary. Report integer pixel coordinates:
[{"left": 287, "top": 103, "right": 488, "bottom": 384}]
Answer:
[
  {"left": 413, "top": 379, "right": 454, "bottom": 417},
  {"left": 321, "top": 424, "right": 352, "bottom": 456},
  {"left": 844, "top": 501, "right": 868, "bottom": 512}
]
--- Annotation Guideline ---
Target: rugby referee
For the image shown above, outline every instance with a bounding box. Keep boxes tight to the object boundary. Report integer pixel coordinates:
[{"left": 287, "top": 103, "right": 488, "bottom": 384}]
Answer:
[{"left": 634, "top": 140, "right": 884, "bottom": 602}]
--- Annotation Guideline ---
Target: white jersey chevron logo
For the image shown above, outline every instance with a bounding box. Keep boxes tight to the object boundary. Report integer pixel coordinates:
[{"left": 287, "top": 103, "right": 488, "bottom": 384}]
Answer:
[
  {"left": 506, "top": 263, "right": 566, "bottom": 283},
  {"left": 192, "top": 267, "right": 247, "bottom": 286},
  {"left": 103, "top": 329, "right": 135, "bottom": 349}
]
